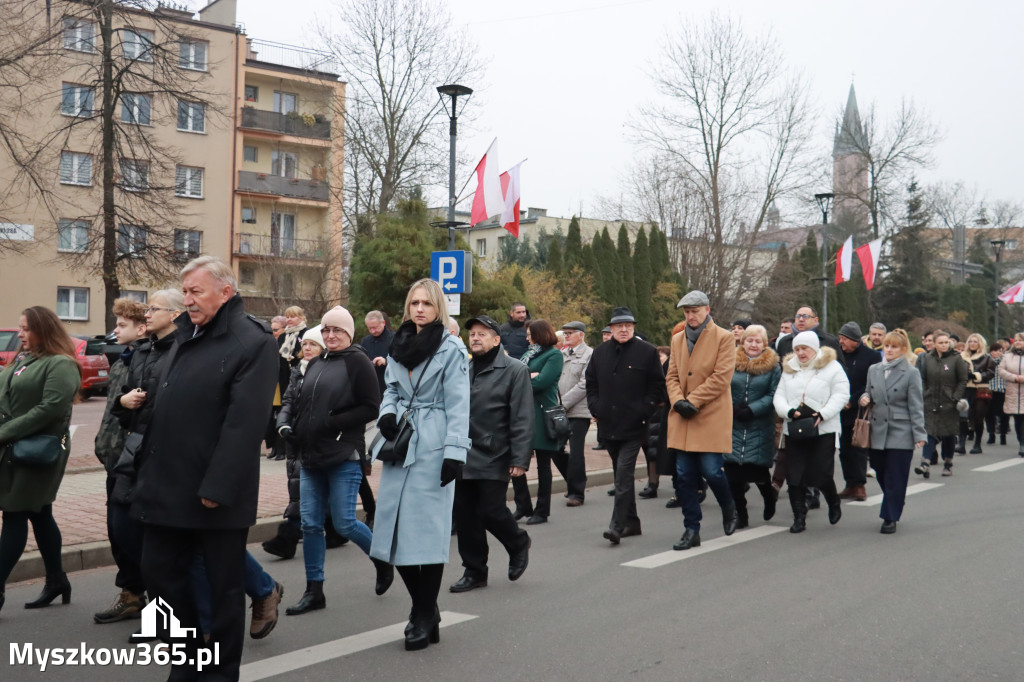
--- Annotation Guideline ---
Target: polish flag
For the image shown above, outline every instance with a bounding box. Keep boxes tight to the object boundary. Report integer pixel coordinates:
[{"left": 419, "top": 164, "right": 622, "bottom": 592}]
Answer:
[
  {"left": 470, "top": 139, "right": 504, "bottom": 226},
  {"left": 499, "top": 161, "right": 523, "bottom": 238},
  {"left": 835, "top": 235, "right": 853, "bottom": 285},
  {"left": 855, "top": 238, "right": 883, "bottom": 290},
  {"left": 998, "top": 280, "right": 1024, "bottom": 304}
]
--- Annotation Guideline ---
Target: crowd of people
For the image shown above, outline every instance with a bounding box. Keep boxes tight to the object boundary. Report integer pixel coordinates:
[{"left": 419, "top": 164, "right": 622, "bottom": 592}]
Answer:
[{"left": 2, "top": 263, "right": 1024, "bottom": 680}]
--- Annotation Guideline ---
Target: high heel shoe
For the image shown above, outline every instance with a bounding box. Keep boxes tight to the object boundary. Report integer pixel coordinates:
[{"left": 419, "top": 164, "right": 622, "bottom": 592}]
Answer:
[
  {"left": 404, "top": 605, "right": 440, "bottom": 651},
  {"left": 24, "top": 572, "right": 71, "bottom": 609}
]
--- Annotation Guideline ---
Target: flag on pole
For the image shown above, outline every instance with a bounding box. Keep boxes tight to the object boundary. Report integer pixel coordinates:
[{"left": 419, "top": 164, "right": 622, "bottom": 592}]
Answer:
[
  {"left": 835, "top": 235, "right": 853, "bottom": 285},
  {"left": 855, "top": 238, "right": 883, "bottom": 290},
  {"left": 470, "top": 139, "right": 503, "bottom": 226},
  {"left": 998, "top": 280, "right": 1024, "bottom": 304},
  {"left": 498, "top": 161, "right": 523, "bottom": 238}
]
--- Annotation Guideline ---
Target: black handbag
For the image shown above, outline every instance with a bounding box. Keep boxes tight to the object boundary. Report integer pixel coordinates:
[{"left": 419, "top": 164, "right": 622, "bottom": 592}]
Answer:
[
  {"left": 543, "top": 390, "right": 571, "bottom": 442},
  {"left": 10, "top": 432, "right": 66, "bottom": 467},
  {"left": 372, "top": 358, "right": 431, "bottom": 465},
  {"left": 787, "top": 416, "right": 819, "bottom": 441},
  {"left": 111, "top": 431, "right": 144, "bottom": 476}
]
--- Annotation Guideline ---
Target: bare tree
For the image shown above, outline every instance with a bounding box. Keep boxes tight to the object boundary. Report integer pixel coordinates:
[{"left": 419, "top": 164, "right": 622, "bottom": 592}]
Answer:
[
  {"left": 929, "top": 180, "right": 981, "bottom": 283},
  {"left": 632, "top": 12, "right": 817, "bottom": 316},
  {"left": 318, "top": 0, "right": 483, "bottom": 225}
]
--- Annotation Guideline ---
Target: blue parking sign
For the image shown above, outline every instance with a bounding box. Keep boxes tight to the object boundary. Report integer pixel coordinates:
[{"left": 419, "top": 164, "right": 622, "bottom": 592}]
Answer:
[{"left": 430, "top": 251, "right": 472, "bottom": 294}]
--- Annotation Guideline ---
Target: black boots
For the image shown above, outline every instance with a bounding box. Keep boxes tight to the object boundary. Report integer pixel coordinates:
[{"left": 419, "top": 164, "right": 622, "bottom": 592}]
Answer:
[
  {"left": 760, "top": 484, "right": 778, "bottom": 521},
  {"left": 405, "top": 605, "right": 440, "bottom": 651},
  {"left": 788, "top": 487, "right": 807, "bottom": 533},
  {"left": 262, "top": 522, "right": 302, "bottom": 560},
  {"left": 970, "top": 431, "right": 983, "bottom": 454},
  {"left": 722, "top": 504, "right": 738, "bottom": 535},
  {"left": 285, "top": 581, "right": 325, "bottom": 616},
  {"left": 24, "top": 572, "right": 71, "bottom": 609},
  {"left": 372, "top": 558, "right": 394, "bottom": 596},
  {"left": 638, "top": 482, "right": 658, "bottom": 499}
]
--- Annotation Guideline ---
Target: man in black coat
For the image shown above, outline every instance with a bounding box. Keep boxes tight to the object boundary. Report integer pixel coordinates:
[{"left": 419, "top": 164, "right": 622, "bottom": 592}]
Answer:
[
  {"left": 837, "top": 321, "right": 882, "bottom": 501},
  {"left": 586, "top": 307, "right": 667, "bottom": 545},
  {"left": 449, "top": 316, "right": 534, "bottom": 593},
  {"left": 359, "top": 310, "right": 395, "bottom": 396},
  {"left": 776, "top": 305, "right": 844, "bottom": 366},
  {"left": 133, "top": 256, "right": 278, "bottom": 681},
  {"left": 498, "top": 302, "right": 530, "bottom": 360}
]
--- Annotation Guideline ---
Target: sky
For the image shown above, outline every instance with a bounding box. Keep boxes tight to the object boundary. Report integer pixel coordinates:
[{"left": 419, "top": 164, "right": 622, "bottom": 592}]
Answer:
[{"left": 228, "top": 0, "right": 1024, "bottom": 224}]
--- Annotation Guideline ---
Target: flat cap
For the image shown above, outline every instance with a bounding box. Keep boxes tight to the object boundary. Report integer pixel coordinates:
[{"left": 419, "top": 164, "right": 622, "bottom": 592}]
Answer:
[
  {"left": 676, "top": 290, "right": 710, "bottom": 308},
  {"left": 561, "top": 320, "right": 587, "bottom": 332}
]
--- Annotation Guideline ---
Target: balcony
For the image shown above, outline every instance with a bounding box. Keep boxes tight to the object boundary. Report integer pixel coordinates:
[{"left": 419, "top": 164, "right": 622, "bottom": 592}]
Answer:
[
  {"left": 234, "top": 232, "right": 327, "bottom": 261},
  {"left": 240, "top": 107, "right": 331, "bottom": 140},
  {"left": 245, "top": 39, "right": 338, "bottom": 76},
  {"left": 237, "top": 170, "right": 329, "bottom": 202}
]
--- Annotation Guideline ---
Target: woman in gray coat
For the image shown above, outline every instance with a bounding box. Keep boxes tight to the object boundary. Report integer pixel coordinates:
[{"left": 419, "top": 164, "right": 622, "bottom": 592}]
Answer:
[
  {"left": 860, "top": 330, "right": 927, "bottom": 534},
  {"left": 370, "top": 279, "right": 471, "bottom": 651}
]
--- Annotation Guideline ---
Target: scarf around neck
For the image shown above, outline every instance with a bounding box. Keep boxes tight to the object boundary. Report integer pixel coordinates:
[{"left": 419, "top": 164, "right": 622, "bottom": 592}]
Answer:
[{"left": 389, "top": 319, "right": 445, "bottom": 369}]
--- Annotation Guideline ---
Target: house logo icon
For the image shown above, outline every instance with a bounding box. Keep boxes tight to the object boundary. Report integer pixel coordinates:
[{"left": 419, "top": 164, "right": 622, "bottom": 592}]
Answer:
[{"left": 132, "top": 596, "right": 198, "bottom": 640}]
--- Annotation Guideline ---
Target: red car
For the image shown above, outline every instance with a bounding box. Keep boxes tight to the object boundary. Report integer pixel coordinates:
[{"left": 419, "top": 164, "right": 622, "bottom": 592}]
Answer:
[
  {"left": 73, "top": 336, "right": 110, "bottom": 398},
  {"left": 0, "top": 328, "right": 20, "bottom": 368}
]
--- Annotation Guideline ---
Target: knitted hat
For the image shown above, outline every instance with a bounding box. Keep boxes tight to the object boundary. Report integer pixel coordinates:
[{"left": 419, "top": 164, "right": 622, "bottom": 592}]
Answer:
[
  {"left": 838, "top": 321, "right": 862, "bottom": 341},
  {"left": 301, "top": 325, "right": 325, "bottom": 349},
  {"left": 791, "top": 331, "right": 820, "bottom": 351},
  {"left": 320, "top": 306, "right": 355, "bottom": 342}
]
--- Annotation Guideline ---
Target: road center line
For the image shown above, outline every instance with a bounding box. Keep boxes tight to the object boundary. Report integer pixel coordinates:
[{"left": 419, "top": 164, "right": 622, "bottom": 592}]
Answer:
[
  {"left": 239, "top": 611, "right": 478, "bottom": 681},
  {"left": 846, "top": 482, "right": 944, "bottom": 507},
  {"left": 621, "top": 525, "right": 787, "bottom": 569},
  {"left": 973, "top": 458, "right": 1024, "bottom": 472}
]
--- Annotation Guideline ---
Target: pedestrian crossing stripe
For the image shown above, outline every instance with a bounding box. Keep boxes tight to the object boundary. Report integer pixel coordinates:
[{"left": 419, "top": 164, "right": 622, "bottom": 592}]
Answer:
[
  {"left": 972, "top": 458, "right": 1024, "bottom": 472},
  {"left": 621, "top": 525, "right": 787, "bottom": 569}
]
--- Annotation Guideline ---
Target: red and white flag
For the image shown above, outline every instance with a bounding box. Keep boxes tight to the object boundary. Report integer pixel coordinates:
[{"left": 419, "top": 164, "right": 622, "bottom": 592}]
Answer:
[
  {"left": 498, "top": 161, "right": 523, "bottom": 238},
  {"left": 835, "top": 235, "right": 853, "bottom": 285},
  {"left": 855, "top": 238, "right": 883, "bottom": 290},
  {"left": 998, "top": 280, "right": 1024, "bottom": 304},
  {"left": 470, "top": 138, "right": 503, "bottom": 226}
]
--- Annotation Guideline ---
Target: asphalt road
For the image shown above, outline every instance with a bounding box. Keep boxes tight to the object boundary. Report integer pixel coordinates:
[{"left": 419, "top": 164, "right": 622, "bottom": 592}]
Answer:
[{"left": 4, "top": 446, "right": 1024, "bottom": 681}]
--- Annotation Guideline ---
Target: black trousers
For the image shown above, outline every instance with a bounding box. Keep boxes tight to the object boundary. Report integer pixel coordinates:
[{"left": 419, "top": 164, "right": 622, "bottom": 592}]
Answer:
[
  {"left": 563, "top": 418, "right": 590, "bottom": 500},
  {"left": 606, "top": 438, "right": 643, "bottom": 532},
  {"left": 141, "top": 524, "right": 247, "bottom": 682},
  {"left": 785, "top": 433, "right": 839, "bottom": 512},
  {"left": 838, "top": 409, "right": 868, "bottom": 487},
  {"left": 986, "top": 392, "right": 1009, "bottom": 437},
  {"left": 0, "top": 505, "right": 63, "bottom": 585},
  {"left": 453, "top": 478, "right": 530, "bottom": 580},
  {"left": 106, "top": 474, "right": 146, "bottom": 595}
]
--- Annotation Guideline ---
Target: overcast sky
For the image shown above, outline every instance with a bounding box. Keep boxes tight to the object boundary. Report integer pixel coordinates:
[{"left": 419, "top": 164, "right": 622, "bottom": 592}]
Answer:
[{"left": 233, "top": 0, "right": 1024, "bottom": 224}]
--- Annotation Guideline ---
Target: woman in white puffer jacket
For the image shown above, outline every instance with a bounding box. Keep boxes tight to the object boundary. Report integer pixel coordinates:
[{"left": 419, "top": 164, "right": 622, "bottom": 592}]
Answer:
[{"left": 774, "top": 331, "right": 850, "bottom": 534}]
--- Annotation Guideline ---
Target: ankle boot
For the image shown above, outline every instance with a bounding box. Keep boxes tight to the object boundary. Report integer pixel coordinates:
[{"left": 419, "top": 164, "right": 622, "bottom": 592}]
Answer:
[
  {"left": 788, "top": 488, "right": 807, "bottom": 533},
  {"left": 970, "top": 433, "right": 983, "bottom": 454},
  {"left": 987, "top": 433, "right": 996, "bottom": 444},
  {"left": 24, "top": 572, "right": 71, "bottom": 609},
  {"left": 285, "top": 581, "right": 326, "bottom": 616},
  {"left": 1001, "top": 434, "right": 1007, "bottom": 445},
  {"left": 405, "top": 605, "right": 440, "bottom": 651},
  {"left": 371, "top": 558, "right": 394, "bottom": 596},
  {"left": 638, "top": 482, "right": 658, "bottom": 499},
  {"left": 262, "top": 522, "right": 302, "bottom": 560}
]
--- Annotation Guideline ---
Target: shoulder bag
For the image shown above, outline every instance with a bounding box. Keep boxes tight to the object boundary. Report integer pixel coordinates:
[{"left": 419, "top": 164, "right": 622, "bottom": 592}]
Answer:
[
  {"left": 543, "top": 391, "right": 571, "bottom": 443},
  {"left": 111, "top": 431, "right": 144, "bottom": 476},
  {"left": 786, "top": 376, "right": 820, "bottom": 441},
  {"left": 10, "top": 427, "right": 68, "bottom": 468},
  {"left": 852, "top": 405, "right": 872, "bottom": 449},
  {"left": 371, "top": 360, "right": 431, "bottom": 466}
]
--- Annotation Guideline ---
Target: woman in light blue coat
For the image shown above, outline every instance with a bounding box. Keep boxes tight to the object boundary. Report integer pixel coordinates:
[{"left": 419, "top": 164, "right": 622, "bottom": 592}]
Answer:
[
  {"left": 859, "top": 330, "right": 926, "bottom": 535},
  {"left": 370, "top": 278, "right": 471, "bottom": 651}
]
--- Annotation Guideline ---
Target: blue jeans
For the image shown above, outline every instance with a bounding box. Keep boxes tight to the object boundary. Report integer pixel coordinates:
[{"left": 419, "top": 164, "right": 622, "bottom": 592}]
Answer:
[
  {"left": 673, "top": 450, "right": 734, "bottom": 532},
  {"left": 191, "top": 550, "right": 275, "bottom": 635},
  {"left": 300, "top": 460, "right": 373, "bottom": 581}
]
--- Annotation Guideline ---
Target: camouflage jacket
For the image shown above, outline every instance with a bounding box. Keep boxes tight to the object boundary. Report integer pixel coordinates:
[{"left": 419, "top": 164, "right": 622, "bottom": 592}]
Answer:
[{"left": 95, "top": 355, "right": 131, "bottom": 471}]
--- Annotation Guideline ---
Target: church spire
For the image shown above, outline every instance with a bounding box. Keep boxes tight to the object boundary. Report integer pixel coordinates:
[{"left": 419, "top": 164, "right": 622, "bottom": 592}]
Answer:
[{"left": 833, "top": 83, "right": 867, "bottom": 156}]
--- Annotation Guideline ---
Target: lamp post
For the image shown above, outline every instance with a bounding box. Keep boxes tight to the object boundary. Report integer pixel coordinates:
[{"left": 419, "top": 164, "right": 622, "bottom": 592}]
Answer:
[
  {"left": 436, "top": 84, "right": 473, "bottom": 249},
  {"left": 815, "top": 192, "right": 835, "bottom": 332},
  {"left": 991, "top": 239, "right": 1006, "bottom": 341}
]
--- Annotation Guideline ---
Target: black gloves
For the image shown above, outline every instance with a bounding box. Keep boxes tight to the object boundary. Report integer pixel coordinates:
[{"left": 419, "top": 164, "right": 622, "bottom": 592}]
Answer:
[
  {"left": 440, "top": 459, "right": 463, "bottom": 487},
  {"left": 378, "top": 413, "right": 399, "bottom": 440},
  {"left": 673, "top": 400, "right": 699, "bottom": 419},
  {"left": 277, "top": 425, "right": 294, "bottom": 441},
  {"left": 788, "top": 407, "right": 819, "bottom": 420},
  {"left": 787, "top": 408, "right": 800, "bottom": 419},
  {"left": 733, "top": 404, "right": 754, "bottom": 421}
]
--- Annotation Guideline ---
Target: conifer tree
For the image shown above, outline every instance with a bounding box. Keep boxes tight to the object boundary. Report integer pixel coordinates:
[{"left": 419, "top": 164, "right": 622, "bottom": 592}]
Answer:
[
  {"left": 547, "top": 239, "right": 564, "bottom": 275},
  {"left": 633, "top": 228, "right": 654, "bottom": 331},
  {"left": 874, "top": 179, "right": 937, "bottom": 328},
  {"left": 564, "top": 216, "right": 583, "bottom": 270},
  {"left": 617, "top": 225, "right": 637, "bottom": 312}
]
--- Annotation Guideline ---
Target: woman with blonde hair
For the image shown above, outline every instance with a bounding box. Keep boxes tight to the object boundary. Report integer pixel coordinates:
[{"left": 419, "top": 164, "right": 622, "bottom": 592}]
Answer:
[{"left": 959, "top": 333, "right": 995, "bottom": 453}]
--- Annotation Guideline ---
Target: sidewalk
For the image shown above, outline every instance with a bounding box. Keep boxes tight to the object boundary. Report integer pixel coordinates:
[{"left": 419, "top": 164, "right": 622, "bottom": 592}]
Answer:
[{"left": 9, "top": 419, "right": 640, "bottom": 583}]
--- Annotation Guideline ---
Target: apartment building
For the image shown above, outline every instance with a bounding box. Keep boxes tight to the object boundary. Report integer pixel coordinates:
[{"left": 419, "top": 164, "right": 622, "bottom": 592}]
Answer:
[{"left": 0, "top": 0, "right": 344, "bottom": 332}]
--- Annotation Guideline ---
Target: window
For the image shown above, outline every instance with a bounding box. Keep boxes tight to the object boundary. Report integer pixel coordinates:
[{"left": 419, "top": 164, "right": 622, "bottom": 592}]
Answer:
[
  {"left": 117, "top": 224, "right": 147, "bottom": 257},
  {"left": 119, "top": 160, "right": 149, "bottom": 192},
  {"left": 244, "top": 85, "right": 258, "bottom": 102},
  {"left": 63, "top": 18, "right": 95, "bottom": 52},
  {"left": 243, "top": 145, "right": 258, "bottom": 163},
  {"left": 177, "top": 100, "right": 205, "bottom": 133},
  {"left": 59, "top": 152, "right": 92, "bottom": 186},
  {"left": 120, "top": 290, "right": 147, "bottom": 303},
  {"left": 273, "top": 91, "right": 297, "bottom": 114},
  {"left": 178, "top": 40, "right": 207, "bottom": 71},
  {"left": 239, "top": 262, "right": 255, "bottom": 285},
  {"left": 271, "top": 151, "right": 297, "bottom": 178},
  {"left": 271, "top": 212, "right": 295, "bottom": 254},
  {"left": 241, "top": 207, "right": 256, "bottom": 224},
  {"left": 174, "top": 166, "right": 204, "bottom": 198},
  {"left": 122, "top": 29, "right": 154, "bottom": 62},
  {"left": 120, "top": 93, "right": 152, "bottom": 125},
  {"left": 57, "top": 219, "right": 89, "bottom": 252},
  {"left": 61, "top": 83, "right": 94, "bottom": 117},
  {"left": 1006, "top": 240, "right": 1018, "bottom": 250},
  {"left": 174, "top": 229, "right": 202, "bottom": 258},
  {"left": 57, "top": 286, "right": 89, "bottom": 320},
  {"left": 476, "top": 239, "right": 487, "bottom": 258}
]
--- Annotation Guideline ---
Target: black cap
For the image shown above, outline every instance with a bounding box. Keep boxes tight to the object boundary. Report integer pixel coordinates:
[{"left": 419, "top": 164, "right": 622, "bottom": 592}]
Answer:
[
  {"left": 609, "top": 307, "right": 636, "bottom": 324},
  {"left": 465, "top": 315, "right": 501, "bottom": 335}
]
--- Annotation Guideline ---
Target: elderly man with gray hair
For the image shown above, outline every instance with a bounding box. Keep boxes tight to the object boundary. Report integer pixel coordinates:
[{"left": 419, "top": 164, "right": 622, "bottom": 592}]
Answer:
[
  {"left": 360, "top": 310, "right": 394, "bottom": 396},
  {"left": 133, "top": 256, "right": 279, "bottom": 680}
]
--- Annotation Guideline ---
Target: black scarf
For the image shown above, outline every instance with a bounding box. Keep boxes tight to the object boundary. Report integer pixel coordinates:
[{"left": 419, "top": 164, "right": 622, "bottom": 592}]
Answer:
[
  {"left": 471, "top": 344, "right": 501, "bottom": 379},
  {"left": 389, "top": 319, "right": 445, "bottom": 369}
]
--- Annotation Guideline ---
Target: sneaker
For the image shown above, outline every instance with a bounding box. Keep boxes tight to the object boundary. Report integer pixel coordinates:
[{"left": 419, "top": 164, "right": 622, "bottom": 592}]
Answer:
[
  {"left": 94, "top": 590, "right": 147, "bottom": 624},
  {"left": 250, "top": 582, "right": 283, "bottom": 639},
  {"left": 913, "top": 461, "right": 930, "bottom": 479},
  {"left": 941, "top": 465, "right": 953, "bottom": 477}
]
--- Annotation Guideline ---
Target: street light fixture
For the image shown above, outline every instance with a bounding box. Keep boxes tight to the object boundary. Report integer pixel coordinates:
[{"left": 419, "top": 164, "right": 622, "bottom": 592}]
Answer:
[
  {"left": 815, "top": 192, "right": 835, "bottom": 332},
  {"left": 991, "top": 239, "right": 1006, "bottom": 341},
  {"left": 435, "top": 84, "right": 473, "bottom": 249}
]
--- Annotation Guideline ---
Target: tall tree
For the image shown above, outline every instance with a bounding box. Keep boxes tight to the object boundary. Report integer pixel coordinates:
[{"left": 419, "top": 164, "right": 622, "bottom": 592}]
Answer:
[
  {"left": 546, "top": 239, "right": 563, "bottom": 275},
  {"left": 563, "top": 215, "right": 583, "bottom": 269},
  {"left": 632, "top": 227, "right": 654, "bottom": 331},
  {"left": 874, "top": 179, "right": 937, "bottom": 328},
  {"left": 616, "top": 224, "right": 637, "bottom": 312}
]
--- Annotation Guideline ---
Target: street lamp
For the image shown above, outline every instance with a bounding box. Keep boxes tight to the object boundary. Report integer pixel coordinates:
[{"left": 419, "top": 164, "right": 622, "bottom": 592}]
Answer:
[
  {"left": 815, "top": 192, "right": 835, "bottom": 332},
  {"left": 436, "top": 84, "right": 473, "bottom": 249},
  {"left": 991, "top": 239, "right": 1006, "bottom": 341}
]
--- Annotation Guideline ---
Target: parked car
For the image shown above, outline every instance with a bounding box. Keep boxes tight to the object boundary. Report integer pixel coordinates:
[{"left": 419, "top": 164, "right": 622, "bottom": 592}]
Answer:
[
  {"left": 72, "top": 335, "right": 110, "bottom": 398},
  {"left": 0, "top": 328, "right": 21, "bottom": 368}
]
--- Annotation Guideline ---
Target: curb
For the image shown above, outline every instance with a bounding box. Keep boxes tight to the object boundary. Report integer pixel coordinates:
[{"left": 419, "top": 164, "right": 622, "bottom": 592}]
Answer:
[{"left": 10, "top": 467, "right": 629, "bottom": 584}]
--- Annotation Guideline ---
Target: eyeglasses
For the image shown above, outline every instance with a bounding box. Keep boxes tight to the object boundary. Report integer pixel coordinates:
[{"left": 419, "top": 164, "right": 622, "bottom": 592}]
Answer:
[
  {"left": 145, "top": 307, "right": 176, "bottom": 314},
  {"left": 795, "top": 314, "right": 814, "bottom": 319},
  {"left": 321, "top": 327, "right": 348, "bottom": 336}
]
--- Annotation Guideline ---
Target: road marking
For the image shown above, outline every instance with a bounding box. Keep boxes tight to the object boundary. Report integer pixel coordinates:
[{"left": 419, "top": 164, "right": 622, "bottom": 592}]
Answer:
[
  {"left": 846, "top": 482, "right": 943, "bottom": 507},
  {"left": 973, "top": 458, "right": 1024, "bottom": 472},
  {"left": 238, "top": 611, "right": 478, "bottom": 681},
  {"left": 69, "top": 424, "right": 80, "bottom": 440},
  {"left": 621, "top": 525, "right": 787, "bottom": 569}
]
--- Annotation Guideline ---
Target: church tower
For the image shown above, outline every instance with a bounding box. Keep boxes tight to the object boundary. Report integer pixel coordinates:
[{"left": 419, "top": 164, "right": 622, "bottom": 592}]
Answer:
[{"left": 832, "top": 84, "right": 870, "bottom": 229}]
